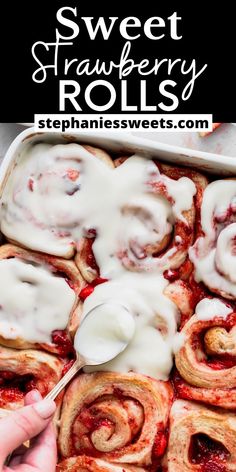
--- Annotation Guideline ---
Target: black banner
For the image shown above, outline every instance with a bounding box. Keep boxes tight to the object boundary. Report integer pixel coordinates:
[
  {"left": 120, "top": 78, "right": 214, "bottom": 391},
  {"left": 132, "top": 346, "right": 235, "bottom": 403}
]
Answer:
[{"left": 0, "top": 1, "right": 235, "bottom": 122}]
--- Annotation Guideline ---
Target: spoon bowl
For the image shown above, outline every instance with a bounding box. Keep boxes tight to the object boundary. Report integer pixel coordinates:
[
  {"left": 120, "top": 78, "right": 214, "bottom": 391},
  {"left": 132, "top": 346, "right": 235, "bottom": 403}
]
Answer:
[{"left": 45, "top": 302, "right": 135, "bottom": 401}]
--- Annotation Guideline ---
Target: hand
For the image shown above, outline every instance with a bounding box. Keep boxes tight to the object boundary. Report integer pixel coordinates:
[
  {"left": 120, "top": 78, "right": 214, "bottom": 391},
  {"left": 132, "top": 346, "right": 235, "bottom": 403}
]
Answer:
[{"left": 0, "top": 390, "right": 57, "bottom": 472}]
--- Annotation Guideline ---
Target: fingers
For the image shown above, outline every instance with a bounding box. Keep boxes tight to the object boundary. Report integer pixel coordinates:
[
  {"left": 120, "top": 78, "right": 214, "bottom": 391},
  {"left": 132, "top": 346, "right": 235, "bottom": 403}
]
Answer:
[
  {"left": 24, "top": 389, "right": 42, "bottom": 406},
  {"left": 23, "top": 421, "right": 57, "bottom": 472},
  {"left": 0, "top": 398, "right": 56, "bottom": 462},
  {"left": 23, "top": 390, "right": 57, "bottom": 471},
  {"left": 7, "top": 390, "right": 43, "bottom": 466}
]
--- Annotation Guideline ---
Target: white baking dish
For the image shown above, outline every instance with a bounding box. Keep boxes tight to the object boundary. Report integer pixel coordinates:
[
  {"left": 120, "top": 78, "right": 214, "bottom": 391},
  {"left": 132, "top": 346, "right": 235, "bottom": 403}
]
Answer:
[{"left": 0, "top": 127, "right": 236, "bottom": 192}]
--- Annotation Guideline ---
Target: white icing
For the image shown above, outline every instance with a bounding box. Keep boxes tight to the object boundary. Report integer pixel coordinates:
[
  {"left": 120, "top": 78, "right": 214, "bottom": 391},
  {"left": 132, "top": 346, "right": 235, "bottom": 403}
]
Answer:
[
  {"left": 201, "top": 180, "right": 236, "bottom": 238},
  {"left": 74, "top": 302, "right": 135, "bottom": 364},
  {"left": 215, "top": 223, "right": 236, "bottom": 283},
  {"left": 1, "top": 143, "right": 196, "bottom": 276},
  {"left": 162, "top": 175, "right": 196, "bottom": 222},
  {"left": 0, "top": 258, "right": 76, "bottom": 343},
  {"left": 82, "top": 273, "right": 180, "bottom": 380},
  {"left": 189, "top": 243, "right": 236, "bottom": 297},
  {"left": 195, "top": 298, "right": 232, "bottom": 321},
  {"left": 0, "top": 142, "right": 197, "bottom": 377},
  {"left": 172, "top": 332, "right": 186, "bottom": 353},
  {"left": 189, "top": 180, "right": 236, "bottom": 298}
]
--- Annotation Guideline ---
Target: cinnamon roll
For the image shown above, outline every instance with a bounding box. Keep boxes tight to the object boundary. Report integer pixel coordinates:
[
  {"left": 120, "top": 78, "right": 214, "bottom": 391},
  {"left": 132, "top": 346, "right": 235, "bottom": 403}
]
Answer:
[
  {"left": 174, "top": 297, "right": 236, "bottom": 408},
  {"left": 167, "top": 400, "right": 236, "bottom": 471},
  {"left": 0, "top": 143, "right": 114, "bottom": 258},
  {"left": 58, "top": 372, "right": 173, "bottom": 469},
  {"left": 0, "top": 345, "right": 63, "bottom": 410},
  {"left": 76, "top": 159, "right": 207, "bottom": 281},
  {"left": 189, "top": 179, "right": 236, "bottom": 299},
  {"left": 0, "top": 244, "right": 83, "bottom": 354},
  {"left": 57, "top": 457, "right": 146, "bottom": 472}
]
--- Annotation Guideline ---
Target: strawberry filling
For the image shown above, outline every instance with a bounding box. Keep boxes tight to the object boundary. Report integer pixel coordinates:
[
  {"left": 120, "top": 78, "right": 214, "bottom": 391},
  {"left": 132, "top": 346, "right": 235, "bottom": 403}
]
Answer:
[
  {"left": 79, "top": 408, "right": 113, "bottom": 433},
  {"left": 163, "top": 269, "right": 180, "bottom": 282},
  {"left": 189, "top": 433, "right": 229, "bottom": 472},
  {"left": 205, "top": 355, "right": 236, "bottom": 370},
  {"left": 0, "top": 370, "right": 37, "bottom": 405},
  {"left": 79, "top": 285, "right": 94, "bottom": 301},
  {"left": 188, "top": 276, "right": 210, "bottom": 309},
  {"left": 79, "top": 277, "right": 108, "bottom": 301},
  {"left": 66, "top": 169, "right": 80, "bottom": 181},
  {"left": 51, "top": 329, "right": 74, "bottom": 357},
  {"left": 152, "top": 424, "right": 168, "bottom": 458},
  {"left": 172, "top": 370, "right": 195, "bottom": 401}
]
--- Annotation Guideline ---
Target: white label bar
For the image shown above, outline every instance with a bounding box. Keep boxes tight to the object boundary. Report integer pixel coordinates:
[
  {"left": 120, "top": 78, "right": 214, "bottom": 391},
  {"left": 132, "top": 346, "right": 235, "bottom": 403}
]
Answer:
[{"left": 34, "top": 114, "right": 213, "bottom": 133}]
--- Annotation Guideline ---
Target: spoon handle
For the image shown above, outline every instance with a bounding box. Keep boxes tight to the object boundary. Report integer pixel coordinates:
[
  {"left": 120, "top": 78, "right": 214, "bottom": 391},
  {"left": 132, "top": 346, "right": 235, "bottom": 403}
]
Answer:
[{"left": 45, "top": 356, "right": 86, "bottom": 401}]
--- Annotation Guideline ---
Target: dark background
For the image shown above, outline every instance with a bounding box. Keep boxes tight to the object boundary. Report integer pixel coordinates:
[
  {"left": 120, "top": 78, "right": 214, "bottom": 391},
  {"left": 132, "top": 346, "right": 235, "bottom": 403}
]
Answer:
[{"left": 0, "top": 0, "right": 235, "bottom": 122}]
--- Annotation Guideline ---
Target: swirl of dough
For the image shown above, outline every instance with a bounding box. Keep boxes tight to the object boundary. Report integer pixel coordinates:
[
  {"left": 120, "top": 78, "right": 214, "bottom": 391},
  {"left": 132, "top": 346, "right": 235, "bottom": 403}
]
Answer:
[
  {"left": 174, "top": 298, "right": 236, "bottom": 409},
  {"left": 0, "top": 345, "right": 63, "bottom": 410},
  {"left": 167, "top": 400, "right": 236, "bottom": 472},
  {"left": 58, "top": 372, "right": 173, "bottom": 468}
]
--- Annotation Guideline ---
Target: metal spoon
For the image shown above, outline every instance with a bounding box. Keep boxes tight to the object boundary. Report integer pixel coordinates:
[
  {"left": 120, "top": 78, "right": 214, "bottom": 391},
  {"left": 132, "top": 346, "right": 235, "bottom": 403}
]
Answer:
[{"left": 45, "top": 302, "right": 134, "bottom": 401}]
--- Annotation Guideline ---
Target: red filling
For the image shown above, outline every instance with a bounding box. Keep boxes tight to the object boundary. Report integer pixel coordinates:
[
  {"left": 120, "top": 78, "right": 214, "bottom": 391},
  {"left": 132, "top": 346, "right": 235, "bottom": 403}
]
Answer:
[
  {"left": 214, "top": 203, "right": 236, "bottom": 225},
  {"left": 79, "top": 277, "right": 108, "bottom": 301},
  {"left": 205, "top": 354, "right": 236, "bottom": 370},
  {"left": 79, "top": 285, "right": 94, "bottom": 301},
  {"left": 28, "top": 177, "right": 34, "bottom": 191},
  {"left": 188, "top": 276, "right": 210, "bottom": 309},
  {"left": 66, "top": 169, "right": 80, "bottom": 181},
  {"left": 86, "top": 238, "right": 99, "bottom": 273},
  {"left": 172, "top": 370, "right": 194, "bottom": 401},
  {"left": 152, "top": 424, "right": 168, "bottom": 458},
  {"left": 0, "top": 370, "right": 37, "bottom": 403},
  {"left": 163, "top": 269, "right": 180, "bottom": 282},
  {"left": 189, "top": 433, "right": 229, "bottom": 472},
  {"left": 223, "top": 312, "right": 236, "bottom": 329},
  {"left": 112, "top": 386, "right": 124, "bottom": 400},
  {"left": 52, "top": 329, "right": 74, "bottom": 357},
  {"left": 79, "top": 408, "right": 113, "bottom": 432}
]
